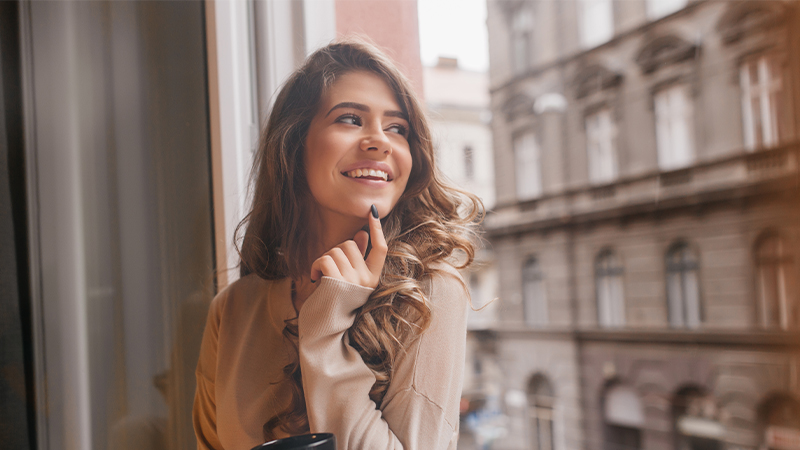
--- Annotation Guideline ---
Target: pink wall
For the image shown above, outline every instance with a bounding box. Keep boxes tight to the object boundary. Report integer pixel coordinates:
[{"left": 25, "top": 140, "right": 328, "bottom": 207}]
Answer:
[{"left": 335, "top": 0, "right": 424, "bottom": 99}]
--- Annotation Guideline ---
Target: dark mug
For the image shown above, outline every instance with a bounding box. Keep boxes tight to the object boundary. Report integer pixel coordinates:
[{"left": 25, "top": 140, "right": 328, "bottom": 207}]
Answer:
[{"left": 250, "top": 433, "right": 336, "bottom": 450}]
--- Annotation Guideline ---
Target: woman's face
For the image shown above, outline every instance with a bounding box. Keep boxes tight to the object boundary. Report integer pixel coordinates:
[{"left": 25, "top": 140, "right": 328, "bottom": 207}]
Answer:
[{"left": 304, "top": 70, "right": 413, "bottom": 223}]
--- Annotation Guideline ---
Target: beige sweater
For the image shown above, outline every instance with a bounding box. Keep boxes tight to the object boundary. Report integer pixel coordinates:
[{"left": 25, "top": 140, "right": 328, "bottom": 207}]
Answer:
[{"left": 193, "top": 264, "right": 468, "bottom": 450}]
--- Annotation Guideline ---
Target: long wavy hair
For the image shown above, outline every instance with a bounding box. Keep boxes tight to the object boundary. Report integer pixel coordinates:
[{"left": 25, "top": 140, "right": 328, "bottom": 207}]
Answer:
[{"left": 235, "top": 39, "right": 483, "bottom": 439}]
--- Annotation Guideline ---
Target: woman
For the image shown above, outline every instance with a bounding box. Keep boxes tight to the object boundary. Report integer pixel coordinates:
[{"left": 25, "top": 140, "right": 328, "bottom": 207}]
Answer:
[{"left": 193, "top": 39, "right": 482, "bottom": 450}]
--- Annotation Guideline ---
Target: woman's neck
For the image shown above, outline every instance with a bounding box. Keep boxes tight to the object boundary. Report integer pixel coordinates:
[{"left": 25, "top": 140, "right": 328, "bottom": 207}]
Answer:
[
  {"left": 292, "top": 208, "right": 367, "bottom": 313},
  {"left": 318, "top": 211, "right": 367, "bottom": 253}
]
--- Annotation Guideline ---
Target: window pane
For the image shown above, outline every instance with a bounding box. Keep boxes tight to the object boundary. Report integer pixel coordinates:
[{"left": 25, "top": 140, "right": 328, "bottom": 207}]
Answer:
[
  {"left": 580, "top": 0, "right": 613, "bottom": 48},
  {"left": 683, "top": 268, "right": 701, "bottom": 328},
  {"left": 655, "top": 85, "right": 694, "bottom": 170},
  {"left": 586, "top": 109, "right": 617, "bottom": 184},
  {"left": 515, "top": 132, "right": 542, "bottom": 199},
  {"left": 646, "top": 0, "right": 687, "bottom": 20},
  {"left": 668, "top": 271, "right": 685, "bottom": 327}
]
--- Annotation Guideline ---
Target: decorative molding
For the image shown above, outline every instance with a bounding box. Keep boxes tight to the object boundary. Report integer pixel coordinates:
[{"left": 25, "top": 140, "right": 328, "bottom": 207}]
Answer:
[
  {"left": 502, "top": 92, "right": 535, "bottom": 120},
  {"left": 716, "top": 1, "right": 786, "bottom": 45},
  {"left": 635, "top": 34, "right": 699, "bottom": 74},
  {"left": 572, "top": 64, "right": 623, "bottom": 99}
]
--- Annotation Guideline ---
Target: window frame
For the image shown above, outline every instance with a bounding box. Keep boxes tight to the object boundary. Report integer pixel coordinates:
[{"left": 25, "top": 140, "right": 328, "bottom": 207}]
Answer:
[
  {"left": 665, "top": 242, "right": 703, "bottom": 329},
  {"left": 645, "top": 0, "right": 687, "bottom": 21},
  {"left": 578, "top": 0, "right": 614, "bottom": 49},
  {"left": 654, "top": 84, "right": 696, "bottom": 171},
  {"left": 754, "top": 232, "right": 796, "bottom": 329},
  {"left": 514, "top": 130, "right": 543, "bottom": 200},
  {"left": 522, "top": 256, "right": 548, "bottom": 328},
  {"left": 585, "top": 107, "right": 618, "bottom": 184},
  {"left": 510, "top": 4, "right": 534, "bottom": 76},
  {"left": 595, "top": 249, "right": 626, "bottom": 328},
  {"left": 740, "top": 54, "right": 783, "bottom": 151}
]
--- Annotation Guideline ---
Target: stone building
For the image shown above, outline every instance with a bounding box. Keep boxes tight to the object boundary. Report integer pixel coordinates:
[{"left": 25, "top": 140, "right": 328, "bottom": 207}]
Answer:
[{"left": 484, "top": 1, "right": 800, "bottom": 449}]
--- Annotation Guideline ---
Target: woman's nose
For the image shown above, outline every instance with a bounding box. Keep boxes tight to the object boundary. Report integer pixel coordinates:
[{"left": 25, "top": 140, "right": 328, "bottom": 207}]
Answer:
[{"left": 360, "top": 125, "right": 392, "bottom": 154}]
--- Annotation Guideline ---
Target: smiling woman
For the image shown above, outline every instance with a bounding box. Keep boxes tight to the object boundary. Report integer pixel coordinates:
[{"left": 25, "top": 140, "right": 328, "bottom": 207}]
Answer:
[{"left": 192, "top": 40, "right": 484, "bottom": 450}]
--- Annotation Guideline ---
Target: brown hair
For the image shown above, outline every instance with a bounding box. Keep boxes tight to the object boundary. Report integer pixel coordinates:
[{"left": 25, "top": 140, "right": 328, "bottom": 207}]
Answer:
[{"left": 235, "top": 38, "right": 482, "bottom": 439}]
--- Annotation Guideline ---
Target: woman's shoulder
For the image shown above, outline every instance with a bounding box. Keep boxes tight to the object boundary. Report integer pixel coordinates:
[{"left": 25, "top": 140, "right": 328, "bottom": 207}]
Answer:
[
  {"left": 209, "top": 273, "right": 276, "bottom": 314},
  {"left": 422, "top": 261, "right": 469, "bottom": 312},
  {"left": 424, "top": 261, "right": 465, "bottom": 290}
]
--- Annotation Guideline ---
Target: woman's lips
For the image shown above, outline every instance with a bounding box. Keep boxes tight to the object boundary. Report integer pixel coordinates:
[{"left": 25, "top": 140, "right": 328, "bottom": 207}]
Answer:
[{"left": 341, "top": 173, "right": 391, "bottom": 187}]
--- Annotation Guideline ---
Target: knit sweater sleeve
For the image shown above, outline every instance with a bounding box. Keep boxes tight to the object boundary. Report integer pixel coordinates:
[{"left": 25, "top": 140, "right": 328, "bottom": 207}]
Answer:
[{"left": 297, "top": 270, "right": 468, "bottom": 450}]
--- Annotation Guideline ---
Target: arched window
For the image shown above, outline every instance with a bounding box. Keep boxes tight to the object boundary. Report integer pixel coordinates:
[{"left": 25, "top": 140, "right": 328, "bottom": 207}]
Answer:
[
  {"left": 511, "top": 4, "right": 534, "bottom": 75},
  {"left": 596, "top": 249, "right": 625, "bottom": 328},
  {"left": 603, "top": 383, "right": 643, "bottom": 450},
  {"left": 673, "top": 386, "right": 723, "bottom": 450},
  {"left": 755, "top": 232, "right": 797, "bottom": 329},
  {"left": 666, "top": 242, "right": 702, "bottom": 328},
  {"left": 523, "top": 256, "right": 548, "bottom": 327},
  {"left": 527, "top": 374, "right": 555, "bottom": 450}
]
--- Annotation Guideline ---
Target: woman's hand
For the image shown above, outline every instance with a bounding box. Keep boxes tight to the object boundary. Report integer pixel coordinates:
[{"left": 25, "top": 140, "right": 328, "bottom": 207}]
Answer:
[{"left": 310, "top": 205, "right": 387, "bottom": 289}]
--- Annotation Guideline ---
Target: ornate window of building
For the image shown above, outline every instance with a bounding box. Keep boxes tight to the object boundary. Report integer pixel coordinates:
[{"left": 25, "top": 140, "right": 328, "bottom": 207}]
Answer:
[
  {"left": 666, "top": 242, "right": 702, "bottom": 328},
  {"left": 755, "top": 232, "right": 796, "bottom": 329},
  {"left": 596, "top": 249, "right": 625, "bottom": 328},
  {"left": 654, "top": 84, "right": 695, "bottom": 171},
  {"left": 740, "top": 55, "right": 783, "bottom": 150},
  {"left": 511, "top": 4, "right": 534, "bottom": 76},
  {"left": 579, "top": 0, "right": 613, "bottom": 49},
  {"left": 646, "top": 0, "right": 687, "bottom": 21},
  {"left": 603, "top": 383, "right": 644, "bottom": 450},
  {"left": 522, "top": 256, "right": 548, "bottom": 327},
  {"left": 586, "top": 108, "right": 618, "bottom": 184},
  {"left": 527, "top": 374, "right": 555, "bottom": 450},
  {"left": 514, "top": 131, "right": 543, "bottom": 200}
]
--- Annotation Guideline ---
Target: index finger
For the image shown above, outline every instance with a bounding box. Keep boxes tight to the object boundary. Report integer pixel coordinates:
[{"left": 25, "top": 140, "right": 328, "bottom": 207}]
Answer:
[{"left": 365, "top": 205, "right": 387, "bottom": 277}]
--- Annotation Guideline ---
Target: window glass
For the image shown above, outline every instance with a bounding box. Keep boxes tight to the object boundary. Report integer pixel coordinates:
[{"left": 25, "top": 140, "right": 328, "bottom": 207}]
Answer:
[
  {"left": 464, "top": 145, "right": 475, "bottom": 180},
  {"left": 646, "top": 0, "right": 687, "bottom": 20},
  {"left": 514, "top": 132, "right": 543, "bottom": 200},
  {"left": 596, "top": 250, "right": 625, "bottom": 328},
  {"left": 523, "top": 257, "right": 548, "bottom": 327},
  {"left": 756, "top": 233, "right": 796, "bottom": 329},
  {"left": 654, "top": 85, "right": 695, "bottom": 170},
  {"left": 528, "top": 374, "right": 555, "bottom": 450},
  {"left": 512, "top": 5, "right": 534, "bottom": 75},
  {"left": 586, "top": 108, "right": 617, "bottom": 184},
  {"left": 740, "top": 55, "right": 782, "bottom": 150},
  {"left": 666, "top": 243, "right": 702, "bottom": 328},
  {"left": 579, "top": 0, "right": 613, "bottom": 48}
]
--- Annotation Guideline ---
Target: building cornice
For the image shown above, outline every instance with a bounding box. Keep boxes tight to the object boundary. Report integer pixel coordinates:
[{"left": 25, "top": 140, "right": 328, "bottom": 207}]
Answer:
[
  {"left": 486, "top": 143, "right": 800, "bottom": 238},
  {"left": 489, "top": 1, "right": 707, "bottom": 95},
  {"left": 485, "top": 327, "right": 800, "bottom": 348}
]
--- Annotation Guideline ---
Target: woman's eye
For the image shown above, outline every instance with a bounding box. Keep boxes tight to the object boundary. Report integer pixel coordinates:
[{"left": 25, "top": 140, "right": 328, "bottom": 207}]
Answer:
[
  {"left": 386, "top": 124, "right": 408, "bottom": 136},
  {"left": 337, "top": 114, "right": 361, "bottom": 126}
]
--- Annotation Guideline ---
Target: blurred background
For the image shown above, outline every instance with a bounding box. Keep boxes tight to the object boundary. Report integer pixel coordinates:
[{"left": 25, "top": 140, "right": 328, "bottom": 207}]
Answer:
[{"left": 1, "top": 1, "right": 798, "bottom": 450}]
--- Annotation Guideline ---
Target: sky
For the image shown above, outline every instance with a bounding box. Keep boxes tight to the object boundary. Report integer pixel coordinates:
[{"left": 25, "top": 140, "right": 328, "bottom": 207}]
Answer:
[{"left": 417, "top": 0, "right": 489, "bottom": 72}]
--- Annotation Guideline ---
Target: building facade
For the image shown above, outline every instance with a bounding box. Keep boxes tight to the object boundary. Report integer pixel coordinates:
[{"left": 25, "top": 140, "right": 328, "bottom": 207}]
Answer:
[{"left": 485, "top": 1, "right": 800, "bottom": 449}]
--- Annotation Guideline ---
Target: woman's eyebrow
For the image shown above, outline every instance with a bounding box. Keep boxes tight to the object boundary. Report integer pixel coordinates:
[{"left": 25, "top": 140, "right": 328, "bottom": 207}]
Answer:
[
  {"left": 325, "top": 102, "right": 369, "bottom": 117},
  {"left": 325, "top": 102, "right": 408, "bottom": 121}
]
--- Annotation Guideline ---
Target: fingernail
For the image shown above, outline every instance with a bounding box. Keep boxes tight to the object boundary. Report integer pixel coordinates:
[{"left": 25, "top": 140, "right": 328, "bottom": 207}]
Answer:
[{"left": 371, "top": 204, "right": 379, "bottom": 219}]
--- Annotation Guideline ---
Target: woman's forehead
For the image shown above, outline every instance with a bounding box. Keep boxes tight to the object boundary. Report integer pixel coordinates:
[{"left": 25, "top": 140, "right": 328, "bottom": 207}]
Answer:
[{"left": 320, "top": 71, "right": 406, "bottom": 114}]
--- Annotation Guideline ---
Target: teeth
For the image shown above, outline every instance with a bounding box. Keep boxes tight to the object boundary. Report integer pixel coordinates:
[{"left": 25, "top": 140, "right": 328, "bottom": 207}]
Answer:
[{"left": 345, "top": 169, "right": 389, "bottom": 181}]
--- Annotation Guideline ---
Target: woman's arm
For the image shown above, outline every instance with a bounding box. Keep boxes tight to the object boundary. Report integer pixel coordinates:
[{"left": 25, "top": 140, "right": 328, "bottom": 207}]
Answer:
[{"left": 297, "top": 267, "right": 468, "bottom": 450}]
